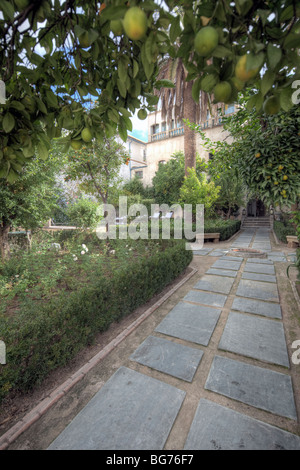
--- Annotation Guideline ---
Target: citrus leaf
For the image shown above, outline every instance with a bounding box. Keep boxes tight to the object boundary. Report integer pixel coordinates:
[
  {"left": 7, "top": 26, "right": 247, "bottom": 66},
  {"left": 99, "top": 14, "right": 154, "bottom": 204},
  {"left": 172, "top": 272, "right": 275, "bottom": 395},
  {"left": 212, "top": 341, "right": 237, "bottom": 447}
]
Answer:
[
  {"left": 267, "top": 44, "right": 282, "bottom": 70},
  {"left": 212, "top": 45, "right": 233, "bottom": 58},
  {"left": 260, "top": 70, "right": 275, "bottom": 96},
  {"left": 117, "top": 79, "right": 127, "bottom": 98},
  {"left": 280, "top": 87, "right": 293, "bottom": 112},
  {"left": 201, "top": 74, "right": 218, "bottom": 92},
  {"left": 133, "top": 60, "right": 139, "bottom": 79},
  {"left": 6, "top": 169, "right": 18, "bottom": 184},
  {"left": 192, "top": 78, "right": 201, "bottom": 103},
  {"left": 154, "top": 79, "right": 175, "bottom": 89},
  {"left": 3, "top": 113, "right": 15, "bottom": 133},
  {"left": 170, "top": 15, "right": 181, "bottom": 43},
  {"left": 37, "top": 142, "right": 49, "bottom": 160}
]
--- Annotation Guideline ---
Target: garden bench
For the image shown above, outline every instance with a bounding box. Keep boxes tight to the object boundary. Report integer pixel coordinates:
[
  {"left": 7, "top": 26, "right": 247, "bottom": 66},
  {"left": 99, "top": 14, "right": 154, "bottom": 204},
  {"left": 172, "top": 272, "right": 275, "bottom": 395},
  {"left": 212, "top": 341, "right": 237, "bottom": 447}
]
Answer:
[
  {"left": 286, "top": 235, "right": 299, "bottom": 248},
  {"left": 203, "top": 232, "right": 220, "bottom": 243}
]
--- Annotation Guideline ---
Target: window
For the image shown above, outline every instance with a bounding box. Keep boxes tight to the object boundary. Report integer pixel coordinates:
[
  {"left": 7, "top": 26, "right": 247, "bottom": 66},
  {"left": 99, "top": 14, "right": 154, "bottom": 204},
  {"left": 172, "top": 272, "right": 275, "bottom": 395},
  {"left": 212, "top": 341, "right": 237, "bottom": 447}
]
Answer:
[
  {"left": 225, "top": 103, "right": 235, "bottom": 115},
  {"left": 135, "top": 171, "right": 143, "bottom": 179},
  {"left": 143, "top": 148, "right": 146, "bottom": 161},
  {"left": 208, "top": 152, "right": 214, "bottom": 160},
  {"left": 151, "top": 124, "right": 159, "bottom": 135},
  {"left": 161, "top": 121, "right": 166, "bottom": 132}
]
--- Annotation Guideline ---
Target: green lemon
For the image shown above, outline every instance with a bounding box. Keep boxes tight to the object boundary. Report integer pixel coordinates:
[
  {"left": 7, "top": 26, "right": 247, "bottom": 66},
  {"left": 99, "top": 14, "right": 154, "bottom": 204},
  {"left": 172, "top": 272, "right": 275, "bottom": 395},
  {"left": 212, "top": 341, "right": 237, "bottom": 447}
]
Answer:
[
  {"left": 194, "top": 26, "right": 218, "bottom": 57},
  {"left": 213, "top": 81, "right": 232, "bottom": 103},
  {"left": 70, "top": 140, "right": 83, "bottom": 150},
  {"left": 110, "top": 19, "right": 123, "bottom": 36},
  {"left": 235, "top": 55, "right": 259, "bottom": 82},
  {"left": 81, "top": 128, "right": 92, "bottom": 142},
  {"left": 123, "top": 7, "right": 147, "bottom": 41},
  {"left": 137, "top": 109, "right": 147, "bottom": 120},
  {"left": 263, "top": 96, "right": 281, "bottom": 115}
]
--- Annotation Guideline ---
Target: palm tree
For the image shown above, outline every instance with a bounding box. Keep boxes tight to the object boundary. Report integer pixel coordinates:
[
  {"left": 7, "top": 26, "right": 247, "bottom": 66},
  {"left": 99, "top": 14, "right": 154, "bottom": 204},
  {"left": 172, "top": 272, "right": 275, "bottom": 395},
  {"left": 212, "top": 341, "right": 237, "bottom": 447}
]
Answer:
[{"left": 155, "top": 56, "right": 220, "bottom": 175}]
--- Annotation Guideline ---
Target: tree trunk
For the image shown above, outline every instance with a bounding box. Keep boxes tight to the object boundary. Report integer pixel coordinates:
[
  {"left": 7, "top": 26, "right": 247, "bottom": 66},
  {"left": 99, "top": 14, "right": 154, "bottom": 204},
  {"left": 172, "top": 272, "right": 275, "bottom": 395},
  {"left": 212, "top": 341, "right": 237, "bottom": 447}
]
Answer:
[
  {"left": 183, "top": 81, "right": 197, "bottom": 175},
  {"left": 0, "top": 224, "right": 11, "bottom": 260}
]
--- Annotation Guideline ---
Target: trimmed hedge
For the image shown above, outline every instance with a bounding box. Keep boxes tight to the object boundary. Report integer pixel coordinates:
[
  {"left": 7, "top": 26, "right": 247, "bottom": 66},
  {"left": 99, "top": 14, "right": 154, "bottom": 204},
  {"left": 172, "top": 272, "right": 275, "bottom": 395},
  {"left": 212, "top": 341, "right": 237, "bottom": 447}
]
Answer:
[
  {"left": 203, "top": 219, "right": 241, "bottom": 241},
  {"left": 273, "top": 220, "right": 297, "bottom": 243},
  {"left": 141, "top": 218, "right": 241, "bottom": 242},
  {"left": 0, "top": 240, "right": 192, "bottom": 402}
]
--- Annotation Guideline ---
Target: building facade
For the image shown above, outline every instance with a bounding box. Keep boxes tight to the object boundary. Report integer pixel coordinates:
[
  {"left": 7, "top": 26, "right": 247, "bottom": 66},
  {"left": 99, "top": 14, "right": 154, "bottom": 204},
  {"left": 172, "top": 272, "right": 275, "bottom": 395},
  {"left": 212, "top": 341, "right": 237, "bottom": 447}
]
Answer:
[
  {"left": 118, "top": 134, "right": 147, "bottom": 182},
  {"left": 134, "top": 104, "right": 237, "bottom": 187}
]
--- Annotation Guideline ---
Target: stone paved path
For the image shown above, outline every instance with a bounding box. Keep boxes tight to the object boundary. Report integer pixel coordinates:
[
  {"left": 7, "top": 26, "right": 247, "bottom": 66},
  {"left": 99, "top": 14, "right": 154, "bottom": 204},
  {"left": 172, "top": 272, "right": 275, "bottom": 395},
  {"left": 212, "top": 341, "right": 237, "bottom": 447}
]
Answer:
[{"left": 45, "top": 228, "right": 300, "bottom": 451}]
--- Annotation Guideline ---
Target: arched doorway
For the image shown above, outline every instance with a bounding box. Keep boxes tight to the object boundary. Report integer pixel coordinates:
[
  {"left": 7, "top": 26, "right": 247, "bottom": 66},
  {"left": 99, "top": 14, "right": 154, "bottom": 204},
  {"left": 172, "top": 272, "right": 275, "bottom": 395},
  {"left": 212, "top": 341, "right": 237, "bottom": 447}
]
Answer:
[{"left": 247, "top": 199, "right": 266, "bottom": 217}]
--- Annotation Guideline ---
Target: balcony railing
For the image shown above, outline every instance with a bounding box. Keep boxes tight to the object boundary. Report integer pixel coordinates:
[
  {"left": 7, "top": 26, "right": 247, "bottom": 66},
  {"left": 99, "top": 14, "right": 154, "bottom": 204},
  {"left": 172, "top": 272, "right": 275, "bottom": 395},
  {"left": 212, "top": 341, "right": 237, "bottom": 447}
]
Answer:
[
  {"left": 150, "top": 126, "right": 184, "bottom": 142},
  {"left": 149, "top": 114, "right": 235, "bottom": 142}
]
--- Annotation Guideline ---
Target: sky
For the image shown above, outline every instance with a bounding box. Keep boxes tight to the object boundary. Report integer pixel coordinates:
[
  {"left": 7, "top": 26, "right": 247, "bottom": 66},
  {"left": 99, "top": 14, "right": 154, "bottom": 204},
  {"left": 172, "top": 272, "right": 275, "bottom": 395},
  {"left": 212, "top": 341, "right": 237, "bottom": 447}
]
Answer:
[{"left": 129, "top": 111, "right": 149, "bottom": 143}]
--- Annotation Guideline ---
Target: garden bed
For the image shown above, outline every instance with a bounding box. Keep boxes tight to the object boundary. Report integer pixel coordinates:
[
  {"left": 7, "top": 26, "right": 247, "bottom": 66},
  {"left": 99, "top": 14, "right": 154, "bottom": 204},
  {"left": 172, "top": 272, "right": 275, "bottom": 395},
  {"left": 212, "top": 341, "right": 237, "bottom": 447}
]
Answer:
[{"left": 0, "top": 232, "right": 192, "bottom": 403}]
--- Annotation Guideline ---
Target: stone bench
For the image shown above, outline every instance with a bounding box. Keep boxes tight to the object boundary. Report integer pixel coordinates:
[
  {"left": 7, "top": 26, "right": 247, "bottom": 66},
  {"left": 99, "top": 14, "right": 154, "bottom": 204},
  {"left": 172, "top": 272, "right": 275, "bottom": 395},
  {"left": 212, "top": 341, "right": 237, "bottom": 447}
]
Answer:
[
  {"left": 286, "top": 235, "right": 299, "bottom": 248},
  {"left": 197, "top": 233, "right": 220, "bottom": 243}
]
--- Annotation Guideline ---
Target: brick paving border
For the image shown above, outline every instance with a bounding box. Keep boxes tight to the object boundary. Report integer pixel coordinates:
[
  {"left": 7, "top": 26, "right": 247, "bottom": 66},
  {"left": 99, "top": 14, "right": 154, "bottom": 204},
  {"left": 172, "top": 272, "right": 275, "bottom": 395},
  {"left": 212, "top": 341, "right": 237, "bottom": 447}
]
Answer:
[{"left": 0, "top": 267, "right": 198, "bottom": 450}]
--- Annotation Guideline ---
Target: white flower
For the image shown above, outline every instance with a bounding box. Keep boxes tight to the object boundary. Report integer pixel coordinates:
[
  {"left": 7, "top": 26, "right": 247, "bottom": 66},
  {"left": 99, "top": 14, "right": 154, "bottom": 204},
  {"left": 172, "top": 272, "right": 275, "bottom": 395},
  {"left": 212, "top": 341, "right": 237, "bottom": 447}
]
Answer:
[
  {"left": 72, "top": 255, "right": 78, "bottom": 261},
  {"left": 110, "top": 250, "right": 115, "bottom": 254},
  {"left": 15, "top": 275, "right": 19, "bottom": 278},
  {"left": 81, "top": 250, "right": 85, "bottom": 255},
  {"left": 82, "top": 244, "right": 86, "bottom": 249}
]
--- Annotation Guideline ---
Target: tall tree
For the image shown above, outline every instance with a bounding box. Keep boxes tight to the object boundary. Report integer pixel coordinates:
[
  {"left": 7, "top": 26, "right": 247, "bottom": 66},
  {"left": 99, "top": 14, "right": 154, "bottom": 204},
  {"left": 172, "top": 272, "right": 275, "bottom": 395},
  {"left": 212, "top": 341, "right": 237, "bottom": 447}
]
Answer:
[
  {"left": 0, "top": 153, "right": 63, "bottom": 259},
  {"left": 154, "top": 53, "right": 220, "bottom": 174}
]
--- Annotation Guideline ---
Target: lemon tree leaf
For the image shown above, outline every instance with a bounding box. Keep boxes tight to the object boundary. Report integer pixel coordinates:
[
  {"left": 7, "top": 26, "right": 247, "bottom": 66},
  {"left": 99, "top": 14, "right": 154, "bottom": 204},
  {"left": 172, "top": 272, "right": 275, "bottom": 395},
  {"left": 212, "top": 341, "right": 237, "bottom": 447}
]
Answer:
[{"left": 3, "top": 113, "right": 15, "bottom": 133}]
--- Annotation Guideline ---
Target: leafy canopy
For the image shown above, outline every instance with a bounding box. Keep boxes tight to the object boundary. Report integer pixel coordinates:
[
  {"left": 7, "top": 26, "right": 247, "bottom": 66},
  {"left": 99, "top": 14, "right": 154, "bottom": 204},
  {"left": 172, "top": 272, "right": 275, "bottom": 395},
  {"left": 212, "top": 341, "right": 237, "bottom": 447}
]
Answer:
[
  {"left": 188, "top": 95, "right": 300, "bottom": 207},
  {"left": 0, "top": 0, "right": 299, "bottom": 182}
]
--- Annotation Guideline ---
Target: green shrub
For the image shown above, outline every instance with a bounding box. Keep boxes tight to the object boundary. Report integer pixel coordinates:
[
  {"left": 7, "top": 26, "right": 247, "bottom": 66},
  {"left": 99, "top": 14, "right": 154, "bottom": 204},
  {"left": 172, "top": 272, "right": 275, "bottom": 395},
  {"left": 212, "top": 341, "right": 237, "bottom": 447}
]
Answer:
[
  {"left": 66, "top": 199, "right": 102, "bottom": 229},
  {"left": 0, "top": 240, "right": 191, "bottom": 402},
  {"left": 273, "top": 220, "right": 296, "bottom": 243},
  {"left": 204, "top": 219, "right": 241, "bottom": 241}
]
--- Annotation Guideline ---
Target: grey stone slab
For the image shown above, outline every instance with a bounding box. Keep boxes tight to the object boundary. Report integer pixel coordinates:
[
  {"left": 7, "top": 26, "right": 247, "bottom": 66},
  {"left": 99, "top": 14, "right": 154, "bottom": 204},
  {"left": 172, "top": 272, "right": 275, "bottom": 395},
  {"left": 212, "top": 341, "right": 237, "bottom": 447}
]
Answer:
[
  {"left": 208, "top": 250, "right": 228, "bottom": 257},
  {"left": 211, "top": 260, "right": 242, "bottom": 271},
  {"left": 184, "top": 399, "right": 300, "bottom": 450},
  {"left": 231, "top": 297, "right": 282, "bottom": 319},
  {"left": 192, "top": 250, "right": 211, "bottom": 256},
  {"left": 183, "top": 290, "right": 227, "bottom": 308},
  {"left": 155, "top": 301, "right": 221, "bottom": 346},
  {"left": 218, "top": 311, "right": 290, "bottom": 367},
  {"left": 130, "top": 335, "right": 203, "bottom": 382},
  {"left": 206, "top": 268, "right": 237, "bottom": 278},
  {"left": 241, "top": 271, "right": 277, "bottom": 283},
  {"left": 193, "top": 275, "right": 235, "bottom": 295},
  {"left": 205, "top": 356, "right": 297, "bottom": 420},
  {"left": 246, "top": 258, "right": 273, "bottom": 265},
  {"left": 221, "top": 256, "right": 244, "bottom": 261},
  {"left": 48, "top": 367, "right": 185, "bottom": 450},
  {"left": 244, "top": 263, "right": 275, "bottom": 275},
  {"left": 236, "top": 279, "right": 279, "bottom": 302},
  {"left": 268, "top": 256, "right": 287, "bottom": 262}
]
